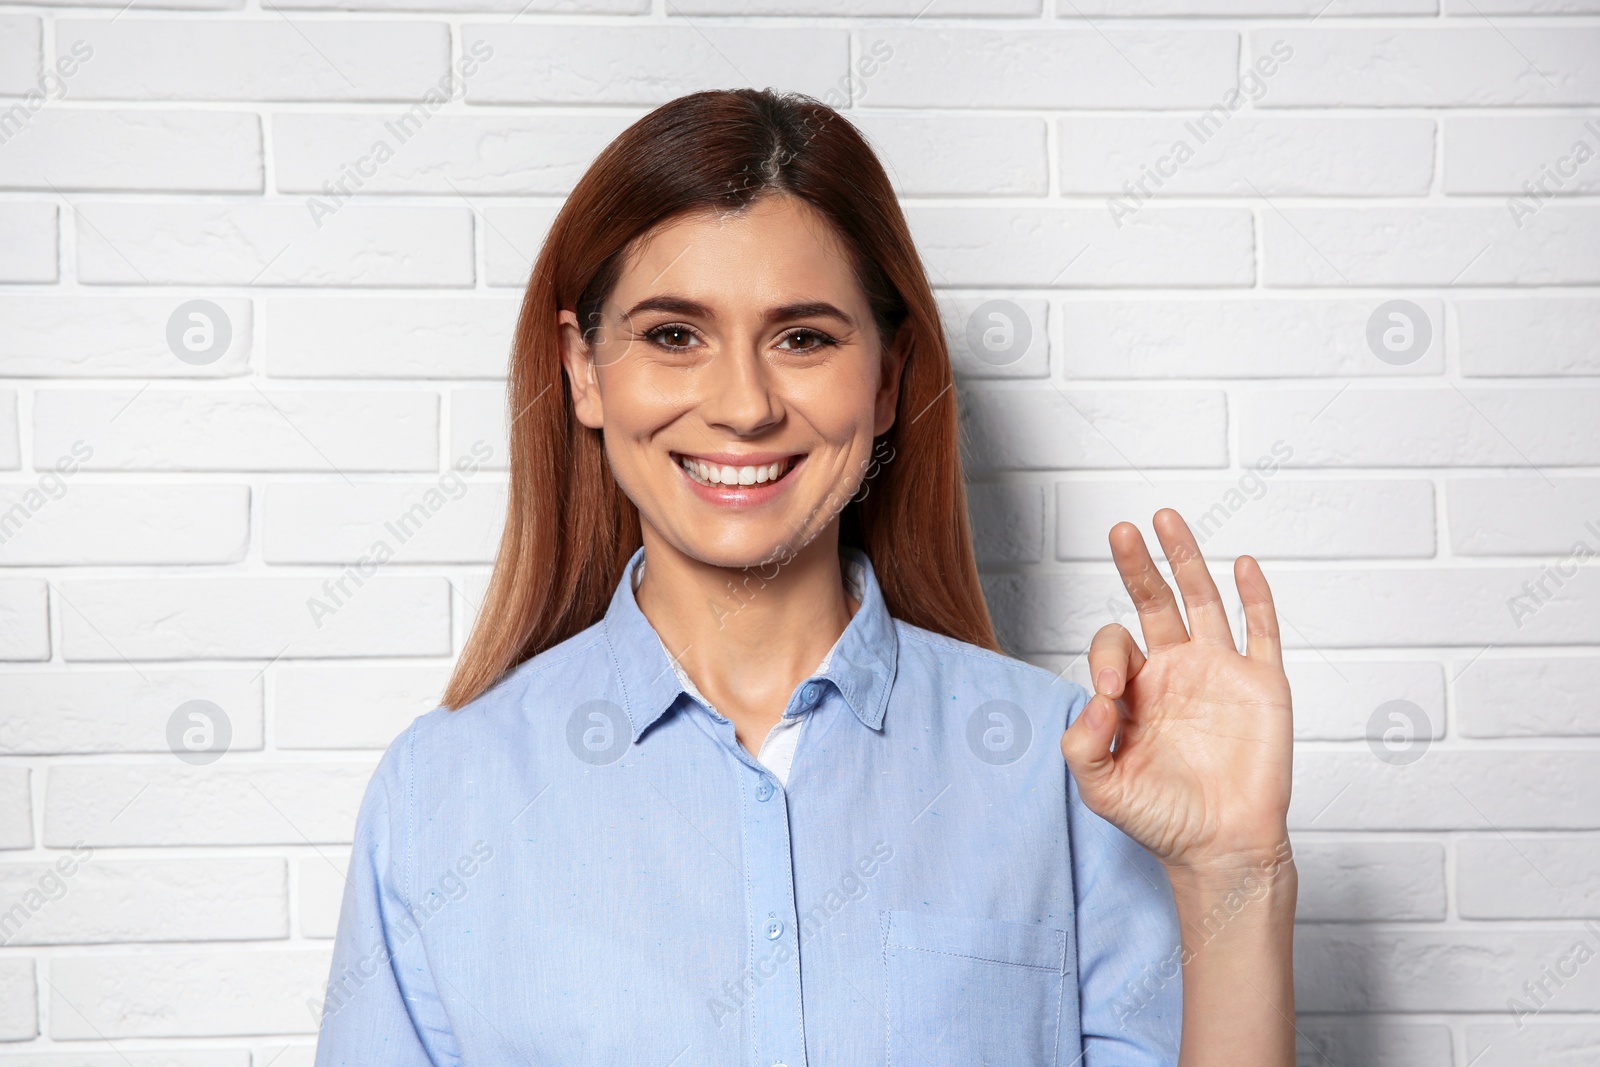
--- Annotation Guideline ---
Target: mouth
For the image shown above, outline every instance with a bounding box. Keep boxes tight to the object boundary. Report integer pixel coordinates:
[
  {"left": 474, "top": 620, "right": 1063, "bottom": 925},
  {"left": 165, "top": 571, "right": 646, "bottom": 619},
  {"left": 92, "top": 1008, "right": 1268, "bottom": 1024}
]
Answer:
[{"left": 672, "top": 452, "right": 802, "bottom": 490}]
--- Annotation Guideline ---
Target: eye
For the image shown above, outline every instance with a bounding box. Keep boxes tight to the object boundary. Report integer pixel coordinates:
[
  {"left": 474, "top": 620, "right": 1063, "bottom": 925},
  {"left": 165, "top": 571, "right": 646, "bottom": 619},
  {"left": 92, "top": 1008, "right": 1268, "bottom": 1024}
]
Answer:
[
  {"left": 776, "top": 328, "right": 838, "bottom": 353},
  {"left": 644, "top": 323, "right": 702, "bottom": 350}
]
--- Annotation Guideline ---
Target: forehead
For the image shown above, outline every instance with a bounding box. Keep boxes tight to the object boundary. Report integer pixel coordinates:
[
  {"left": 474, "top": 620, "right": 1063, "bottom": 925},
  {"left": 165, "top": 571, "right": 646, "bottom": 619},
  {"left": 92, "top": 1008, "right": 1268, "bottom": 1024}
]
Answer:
[{"left": 610, "top": 194, "right": 864, "bottom": 308}]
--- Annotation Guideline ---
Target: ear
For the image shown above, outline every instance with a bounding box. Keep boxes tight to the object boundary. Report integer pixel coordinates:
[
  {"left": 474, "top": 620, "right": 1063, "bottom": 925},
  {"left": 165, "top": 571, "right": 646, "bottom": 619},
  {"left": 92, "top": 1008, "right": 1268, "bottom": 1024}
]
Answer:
[
  {"left": 872, "top": 320, "right": 913, "bottom": 437},
  {"left": 558, "top": 308, "right": 605, "bottom": 430}
]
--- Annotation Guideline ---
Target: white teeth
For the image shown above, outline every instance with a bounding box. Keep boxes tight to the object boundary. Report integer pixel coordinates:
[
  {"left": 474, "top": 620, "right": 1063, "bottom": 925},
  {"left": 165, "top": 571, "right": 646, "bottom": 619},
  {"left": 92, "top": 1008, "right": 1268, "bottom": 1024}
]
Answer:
[{"left": 678, "top": 456, "right": 790, "bottom": 488}]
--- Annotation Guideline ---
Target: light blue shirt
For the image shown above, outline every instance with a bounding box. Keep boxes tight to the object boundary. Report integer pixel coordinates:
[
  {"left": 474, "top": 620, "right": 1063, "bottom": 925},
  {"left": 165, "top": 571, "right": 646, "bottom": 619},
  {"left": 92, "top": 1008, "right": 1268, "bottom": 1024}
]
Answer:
[{"left": 315, "top": 545, "right": 1182, "bottom": 1066}]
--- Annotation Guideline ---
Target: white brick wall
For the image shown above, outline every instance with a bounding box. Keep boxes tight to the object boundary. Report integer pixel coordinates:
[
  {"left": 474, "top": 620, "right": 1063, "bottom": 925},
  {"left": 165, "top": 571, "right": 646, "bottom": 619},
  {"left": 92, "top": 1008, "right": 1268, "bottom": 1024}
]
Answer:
[{"left": 0, "top": 2, "right": 1596, "bottom": 1063}]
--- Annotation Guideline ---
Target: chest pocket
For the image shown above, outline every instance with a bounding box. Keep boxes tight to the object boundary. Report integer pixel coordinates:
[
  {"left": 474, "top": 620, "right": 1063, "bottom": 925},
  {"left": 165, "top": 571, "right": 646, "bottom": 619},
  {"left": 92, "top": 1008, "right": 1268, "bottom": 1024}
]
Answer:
[{"left": 881, "top": 908, "right": 1073, "bottom": 1067}]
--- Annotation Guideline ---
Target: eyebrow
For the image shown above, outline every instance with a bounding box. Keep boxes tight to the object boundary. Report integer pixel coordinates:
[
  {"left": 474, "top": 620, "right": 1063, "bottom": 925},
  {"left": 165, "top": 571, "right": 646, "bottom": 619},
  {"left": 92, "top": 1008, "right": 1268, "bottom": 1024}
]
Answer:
[{"left": 620, "top": 295, "right": 857, "bottom": 330}]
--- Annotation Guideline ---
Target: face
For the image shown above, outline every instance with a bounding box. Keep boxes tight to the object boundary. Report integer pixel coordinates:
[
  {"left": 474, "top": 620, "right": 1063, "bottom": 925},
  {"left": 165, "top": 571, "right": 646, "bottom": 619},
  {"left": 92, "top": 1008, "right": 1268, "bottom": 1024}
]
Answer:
[{"left": 559, "top": 193, "right": 908, "bottom": 571}]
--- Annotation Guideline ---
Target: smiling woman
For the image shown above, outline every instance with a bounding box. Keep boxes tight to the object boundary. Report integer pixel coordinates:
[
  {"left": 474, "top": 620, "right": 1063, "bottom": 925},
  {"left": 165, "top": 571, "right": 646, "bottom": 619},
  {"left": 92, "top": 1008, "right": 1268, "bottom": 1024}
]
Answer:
[
  {"left": 559, "top": 194, "right": 910, "bottom": 585},
  {"left": 313, "top": 88, "right": 1296, "bottom": 1067}
]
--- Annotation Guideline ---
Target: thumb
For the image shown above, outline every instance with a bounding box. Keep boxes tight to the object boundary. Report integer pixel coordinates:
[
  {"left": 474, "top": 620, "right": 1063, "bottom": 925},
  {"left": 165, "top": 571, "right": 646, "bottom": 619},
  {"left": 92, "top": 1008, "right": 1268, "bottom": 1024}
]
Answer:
[{"left": 1061, "top": 693, "right": 1119, "bottom": 809}]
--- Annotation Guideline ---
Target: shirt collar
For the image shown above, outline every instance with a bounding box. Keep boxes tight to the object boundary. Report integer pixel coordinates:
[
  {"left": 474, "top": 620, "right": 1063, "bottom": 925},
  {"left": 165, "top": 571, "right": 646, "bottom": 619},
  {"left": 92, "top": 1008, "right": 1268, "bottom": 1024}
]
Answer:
[{"left": 600, "top": 544, "right": 899, "bottom": 744}]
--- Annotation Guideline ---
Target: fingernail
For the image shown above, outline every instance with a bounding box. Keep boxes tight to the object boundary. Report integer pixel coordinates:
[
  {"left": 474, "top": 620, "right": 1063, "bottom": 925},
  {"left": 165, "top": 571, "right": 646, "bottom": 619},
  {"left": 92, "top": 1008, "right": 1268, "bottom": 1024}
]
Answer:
[
  {"left": 1095, "top": 668, "right": 1117, "bottom": 695},
  {"left": 1084, "top": 697, "right": 1106, "bottom": 729}
]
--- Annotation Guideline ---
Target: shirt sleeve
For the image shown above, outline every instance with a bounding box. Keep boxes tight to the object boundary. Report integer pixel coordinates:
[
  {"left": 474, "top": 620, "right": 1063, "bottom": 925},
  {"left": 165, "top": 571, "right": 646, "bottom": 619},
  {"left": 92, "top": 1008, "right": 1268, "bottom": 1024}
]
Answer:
[
  {"left": 314, "top": 723, "right": 454, "bottom": 1067},
  {"left": 1064, "top": 686, "right": 1184, "bottom": 1066}
]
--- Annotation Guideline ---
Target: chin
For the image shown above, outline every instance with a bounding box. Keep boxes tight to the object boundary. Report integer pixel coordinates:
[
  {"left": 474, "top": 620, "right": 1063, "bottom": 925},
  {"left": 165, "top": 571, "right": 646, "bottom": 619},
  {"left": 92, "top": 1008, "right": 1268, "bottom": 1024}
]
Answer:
[{"left": 678, "top": 530, "right": 805, "bottom": 573}]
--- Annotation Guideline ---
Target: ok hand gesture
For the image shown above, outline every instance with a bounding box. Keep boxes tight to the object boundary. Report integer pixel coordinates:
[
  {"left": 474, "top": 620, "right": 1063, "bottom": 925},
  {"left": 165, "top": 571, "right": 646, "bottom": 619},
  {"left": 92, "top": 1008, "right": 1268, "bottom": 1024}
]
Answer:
[{"left": 1060, "top": 509, "right": 1294, "bottom": 877}]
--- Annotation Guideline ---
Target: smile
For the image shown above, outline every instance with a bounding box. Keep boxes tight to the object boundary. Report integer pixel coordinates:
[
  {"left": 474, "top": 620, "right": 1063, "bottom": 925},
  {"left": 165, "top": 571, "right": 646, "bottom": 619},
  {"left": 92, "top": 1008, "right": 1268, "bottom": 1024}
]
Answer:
[{"left": 673, "top": 453, "right": 798, "bottom": 489}]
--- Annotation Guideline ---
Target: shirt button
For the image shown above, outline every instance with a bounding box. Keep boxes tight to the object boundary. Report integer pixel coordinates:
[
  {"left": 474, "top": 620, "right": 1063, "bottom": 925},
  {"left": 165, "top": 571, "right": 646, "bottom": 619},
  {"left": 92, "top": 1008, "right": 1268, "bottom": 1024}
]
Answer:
[
  {"left": 756, "top": 778, "right": 774, "bottom": 801},
  {"left": 800, "top": 681, "right": 820, "bottom": 706},
  {"left": 764, "top": 919, "right": 784, "bottom": 940}
]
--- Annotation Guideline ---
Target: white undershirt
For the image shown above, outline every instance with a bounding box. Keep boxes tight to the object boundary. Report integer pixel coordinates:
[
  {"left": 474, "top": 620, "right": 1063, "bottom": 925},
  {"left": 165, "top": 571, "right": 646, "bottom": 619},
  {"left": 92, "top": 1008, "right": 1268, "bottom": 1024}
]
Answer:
[{"left": 633, "top": 553, "right": 865, "bottom": 787}]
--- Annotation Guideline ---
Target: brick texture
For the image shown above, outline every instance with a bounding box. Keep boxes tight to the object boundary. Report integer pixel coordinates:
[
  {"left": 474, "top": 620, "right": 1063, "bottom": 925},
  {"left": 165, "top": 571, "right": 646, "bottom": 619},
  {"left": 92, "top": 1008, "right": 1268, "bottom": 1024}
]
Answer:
[{"left": 0, "top": 3, "right": 1591, "bottom": 1061}]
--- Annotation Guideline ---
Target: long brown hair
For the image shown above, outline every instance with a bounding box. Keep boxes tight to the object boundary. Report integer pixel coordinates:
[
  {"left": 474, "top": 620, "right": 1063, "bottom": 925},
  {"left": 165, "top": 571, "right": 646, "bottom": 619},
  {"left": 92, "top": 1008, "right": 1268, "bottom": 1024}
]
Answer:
[{"left": 442, "top": 88, "right": 996, "bottom": 710}]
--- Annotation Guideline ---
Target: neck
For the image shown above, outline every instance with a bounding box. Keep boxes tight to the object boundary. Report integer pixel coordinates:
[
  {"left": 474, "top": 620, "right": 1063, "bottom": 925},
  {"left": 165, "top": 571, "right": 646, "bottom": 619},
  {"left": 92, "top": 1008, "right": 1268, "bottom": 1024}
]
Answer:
[{"left": 634, "top": 523, "right": 858, "bottom": 755}]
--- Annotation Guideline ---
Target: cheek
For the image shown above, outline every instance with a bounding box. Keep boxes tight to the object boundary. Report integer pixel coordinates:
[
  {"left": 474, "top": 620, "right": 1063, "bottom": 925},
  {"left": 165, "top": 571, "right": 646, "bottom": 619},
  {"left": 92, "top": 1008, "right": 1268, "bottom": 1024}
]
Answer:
[
  {"left": 594, "top": 359, "right": 682, "bottom": 437},
  {"left": 786, "top": 361, "right": 883, "bottom": 442},
  {"left": 590, "top": 368, "right": 678, "bottom": 489}
]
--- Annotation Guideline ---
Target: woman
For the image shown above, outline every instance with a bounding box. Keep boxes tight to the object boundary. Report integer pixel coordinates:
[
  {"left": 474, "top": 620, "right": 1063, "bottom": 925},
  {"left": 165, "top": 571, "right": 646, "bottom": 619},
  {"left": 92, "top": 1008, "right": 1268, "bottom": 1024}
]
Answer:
[{"left": 315, "top": 88, "right": 1295, "bottom": 1066}]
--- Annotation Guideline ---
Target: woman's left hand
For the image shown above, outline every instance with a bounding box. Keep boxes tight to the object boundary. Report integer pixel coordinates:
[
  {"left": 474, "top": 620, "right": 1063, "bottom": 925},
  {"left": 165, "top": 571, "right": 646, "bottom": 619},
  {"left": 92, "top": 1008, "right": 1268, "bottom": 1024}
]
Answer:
[{"left": 1060, "top": 509, "right": 1293, "bottom": 878}]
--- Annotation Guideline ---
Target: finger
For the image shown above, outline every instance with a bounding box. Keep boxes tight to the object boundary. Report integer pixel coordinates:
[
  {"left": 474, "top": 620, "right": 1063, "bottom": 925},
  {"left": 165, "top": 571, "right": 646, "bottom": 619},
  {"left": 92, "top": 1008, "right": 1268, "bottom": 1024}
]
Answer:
[
  {"left": 1061, "top": 694, "right": 1120, "bottom": 813},
  {"left": 1235, "top": 554, "right": 1283, "bottom": 667},
  {"left": 1152, "top": 508, "right": 1233, "bottom": 644},
  {"left": 1087, "top": 623, "right": 1146, "bottom": 700},
  {"left": 1109, "top": 521, "right": 1189, "bottom": 651}
]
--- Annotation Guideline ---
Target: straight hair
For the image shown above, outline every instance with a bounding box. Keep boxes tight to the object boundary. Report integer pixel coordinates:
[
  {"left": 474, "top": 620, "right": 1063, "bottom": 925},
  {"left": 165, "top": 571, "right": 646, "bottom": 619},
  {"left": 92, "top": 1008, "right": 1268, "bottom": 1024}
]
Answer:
[{"left": 442, "top": 88, "right": 996, "bottom": 710}]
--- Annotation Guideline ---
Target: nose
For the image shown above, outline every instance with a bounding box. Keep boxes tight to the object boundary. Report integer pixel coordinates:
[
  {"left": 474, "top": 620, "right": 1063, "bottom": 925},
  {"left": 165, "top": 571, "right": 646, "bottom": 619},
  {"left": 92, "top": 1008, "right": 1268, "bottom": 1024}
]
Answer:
[{"left": 700, "top": 343, "right": 781, "bottom": 437}]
